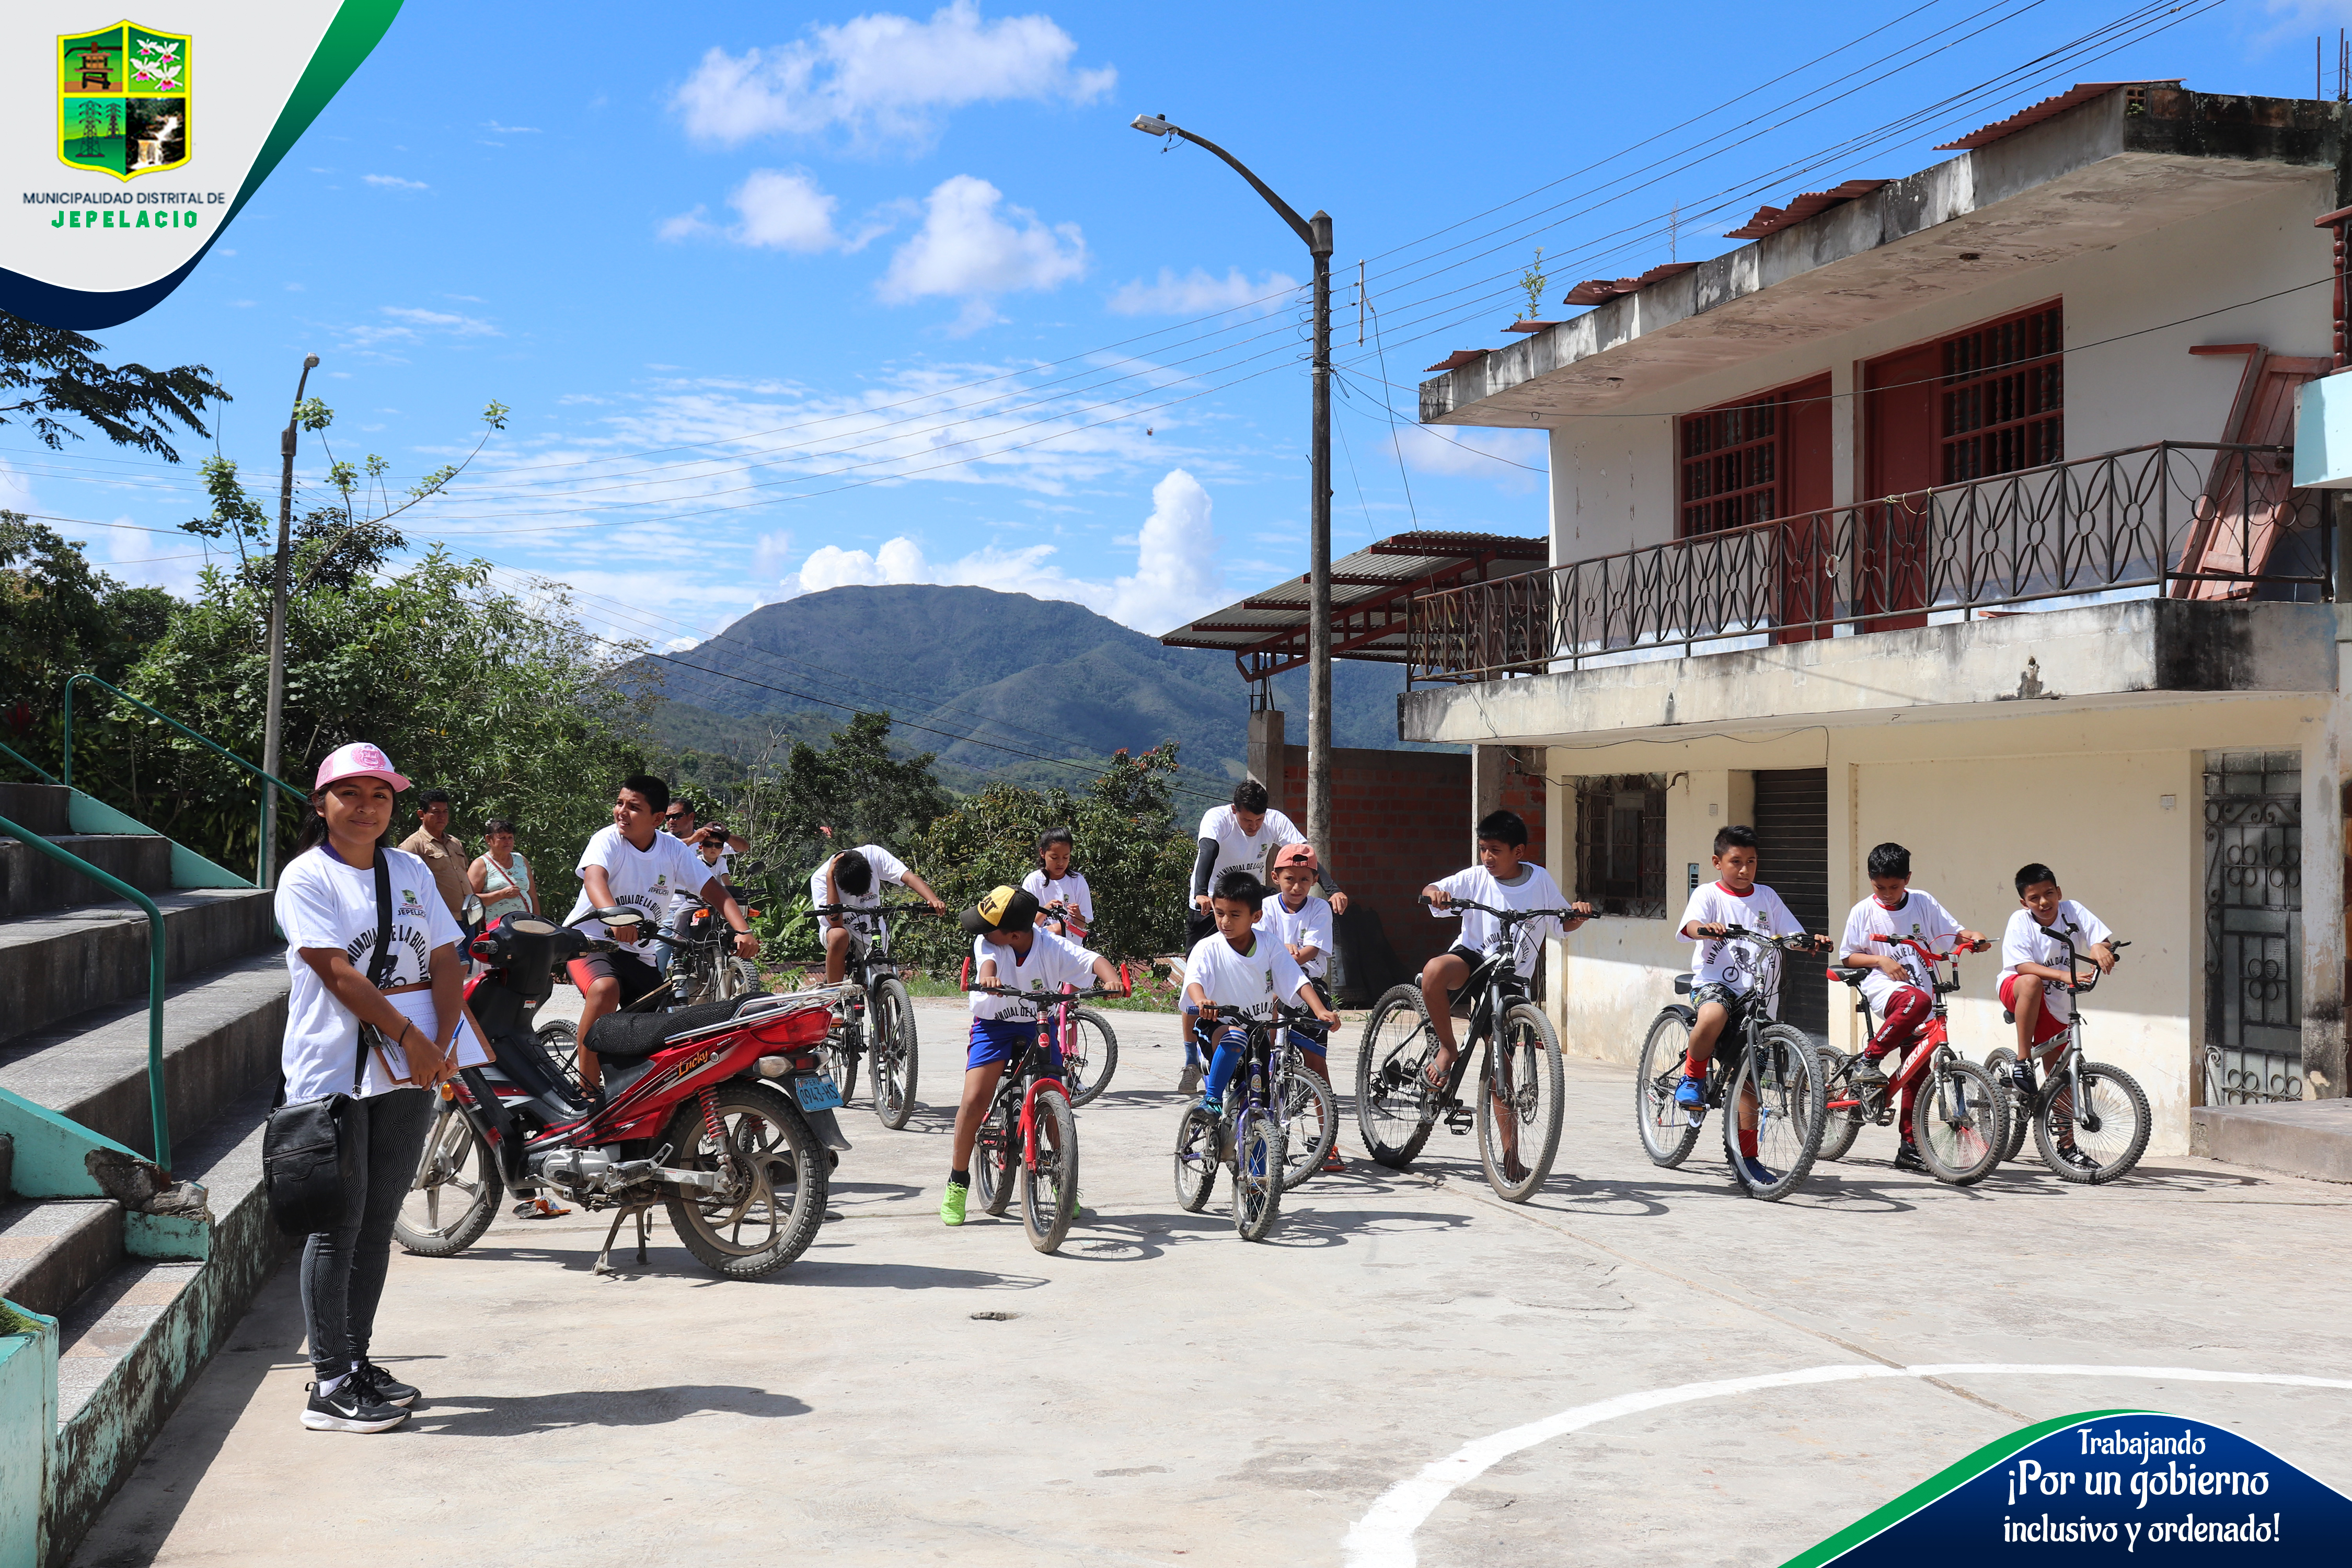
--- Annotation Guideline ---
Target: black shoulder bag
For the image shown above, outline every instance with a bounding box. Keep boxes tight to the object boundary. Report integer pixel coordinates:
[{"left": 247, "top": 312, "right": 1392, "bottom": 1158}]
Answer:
[{"left": 263, "top": 849, "right": 397, "bottom": 1236}]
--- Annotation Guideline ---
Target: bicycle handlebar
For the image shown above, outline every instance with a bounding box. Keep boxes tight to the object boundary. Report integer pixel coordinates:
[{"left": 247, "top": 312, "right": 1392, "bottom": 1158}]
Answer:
[
  {"left": 1700, "top": 923, "right": 1829, "bottom": 953},
  {"left": 962, "top": 983, "right": 1126, "bottom": 1003},
  {"left": 1865, "top": 932, "right": 1991, "bottom": 960},
  {"left": 1420, "top": 895, "right": 1590, "bottom": 921},
  {"left": 812, "top": 901, "right": 943, "bottom": 917},
  {"left": 2036, "top": 923, "right": 2128, "bottom": 993}
]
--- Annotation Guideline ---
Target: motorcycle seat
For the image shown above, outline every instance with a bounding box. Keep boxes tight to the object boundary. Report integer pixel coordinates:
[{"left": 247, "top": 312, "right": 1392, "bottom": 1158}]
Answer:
[{"left": 586, "top": 997, "right": 757, "bottom": 1062}]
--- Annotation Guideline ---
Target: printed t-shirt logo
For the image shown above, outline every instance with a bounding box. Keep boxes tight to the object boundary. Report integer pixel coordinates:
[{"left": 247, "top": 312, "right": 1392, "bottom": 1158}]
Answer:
[{"left": 59, "top": 23, "right": 190, "bottom": 180}]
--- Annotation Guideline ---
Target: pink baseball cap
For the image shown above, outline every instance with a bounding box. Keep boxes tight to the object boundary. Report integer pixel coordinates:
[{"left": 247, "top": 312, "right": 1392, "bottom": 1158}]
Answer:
[{"left": 314, "top": 741, "right": 411, "bottom": 792}]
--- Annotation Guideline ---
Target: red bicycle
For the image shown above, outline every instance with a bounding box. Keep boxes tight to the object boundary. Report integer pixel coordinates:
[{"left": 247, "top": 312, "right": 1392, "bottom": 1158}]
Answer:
[{"left": 1816, "top": 933, "right": 2007, "bottom": 1185}]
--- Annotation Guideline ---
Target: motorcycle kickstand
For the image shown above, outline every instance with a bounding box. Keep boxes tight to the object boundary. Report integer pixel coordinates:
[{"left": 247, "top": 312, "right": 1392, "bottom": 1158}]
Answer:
[
  {"left": 635, "top": 1207, "right": 650, "bottom": 1264},
  {"left": 593, "top": 1207, "right": 629, "bottom": 1276}
]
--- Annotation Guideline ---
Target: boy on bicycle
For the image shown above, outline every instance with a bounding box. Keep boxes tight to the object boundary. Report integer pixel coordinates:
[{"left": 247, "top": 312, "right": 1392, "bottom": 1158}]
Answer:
[
  {"left": 1674, "top": 824, "right": 1833, "bottom": 1185},
  {"left": 1185, "top": 868, "right": 1341, "bottom": 1117},
  {"left": 1838, "top": 842, "right": 1986, "bottom": 1174},
  {"left": 1999, "top": 862, "right": 2118, "bottom": 1094},
  {"left": 1260, "top": 843, "right": 1345, "bottom": 1171},
  {"left": 812, "top": 844, "right": 947, "bottom": 985},
  {"left": 941, "top": 885, "right": 1125, "bottom": 1226},
  {"left": 1418, "top": 809, "right": 1588, "bottom": 1092}
]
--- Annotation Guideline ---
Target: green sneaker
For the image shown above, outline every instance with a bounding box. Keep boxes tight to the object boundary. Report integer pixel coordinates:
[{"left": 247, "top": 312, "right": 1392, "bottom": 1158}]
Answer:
[{"left": 939, "top": 1180, "right": 970, "bottom": 1226}]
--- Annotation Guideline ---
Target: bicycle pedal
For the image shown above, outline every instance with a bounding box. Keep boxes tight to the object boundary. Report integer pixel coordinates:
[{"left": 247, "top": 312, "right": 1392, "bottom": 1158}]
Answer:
[{"left": 1443, "top": 1109, "right": 1474, "bottom": 1134}]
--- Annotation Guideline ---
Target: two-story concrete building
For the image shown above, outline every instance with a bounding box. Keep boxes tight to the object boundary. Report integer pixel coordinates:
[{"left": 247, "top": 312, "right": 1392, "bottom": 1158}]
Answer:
[{"left": 1405, "top": 83, "right": 2351, "bottom": 1155}]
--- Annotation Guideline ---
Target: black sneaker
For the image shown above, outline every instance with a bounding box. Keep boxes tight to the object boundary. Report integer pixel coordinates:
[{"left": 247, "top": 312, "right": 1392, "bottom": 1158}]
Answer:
[
  {"left": 1892, "top": 1140, "right": 1928, "bottom": 1174},
  {"left": 2056, "top": 1142, "right": 2100, "bottom": 1173},
  {"left": 1850, "top": 1056, "right": 1890, "bottom": 1089},
  {"left": 354, "top": 1362, "right": 420, "bottom": 1408},
  {"left": 303, "top": 1378, "right": 408, "bottom": 1433}
]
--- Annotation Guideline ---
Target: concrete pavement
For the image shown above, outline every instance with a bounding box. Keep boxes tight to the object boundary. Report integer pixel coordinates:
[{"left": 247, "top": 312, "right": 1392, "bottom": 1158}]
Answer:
[{"left": 70, "top": 999, "right": 2352, "bottom": 1566}]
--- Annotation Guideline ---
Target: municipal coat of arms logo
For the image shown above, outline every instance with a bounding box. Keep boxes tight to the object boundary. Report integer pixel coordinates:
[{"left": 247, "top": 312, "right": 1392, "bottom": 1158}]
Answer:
[{"left": 58, "top": 22, "right": 190, "bottom": 180}]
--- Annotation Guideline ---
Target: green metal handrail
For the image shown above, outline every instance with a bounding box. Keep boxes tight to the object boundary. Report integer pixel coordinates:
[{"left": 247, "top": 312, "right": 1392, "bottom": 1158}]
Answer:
[
  {"left": 0, "top": 737, "right": 60, "bottom": 786},
  {"left": 0, "top": 812, "right": 169, "bottom": 1168},
  {"left": 61, "top": 672, "right": 306, "bottom": 885}
]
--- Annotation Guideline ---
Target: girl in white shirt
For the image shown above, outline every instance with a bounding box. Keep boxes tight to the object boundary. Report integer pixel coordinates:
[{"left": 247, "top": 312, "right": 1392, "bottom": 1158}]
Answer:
[{"left": 1021, "top": 826, "right": 1093, "bottom": 941}]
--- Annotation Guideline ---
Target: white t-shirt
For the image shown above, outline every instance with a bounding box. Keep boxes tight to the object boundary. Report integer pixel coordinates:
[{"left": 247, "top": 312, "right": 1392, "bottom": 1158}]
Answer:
[
  {"left": 1999, "top": 902, "right": 2114, "bottom": 1023},
  {"left": 275, "top": 846, "right": 489, "bottom": 1101},
  {"left": 808, "top": 844, "right": 909, "bottom": 938},
  {"left": 1257, "top": 892, "right": 1333, "bottom": 981},
  {"left": 1429, "top": 863, "right": 1566, "bottom": 978},
  {"left": 970, "top": 928, "right": 1102, "bottom": 1020},
  {"left": 1196, "top": 804, "right": 1304, "bottom": 891},
  {"left": 1678, "top": 881, "right": 1806, "bottom": 1011},
  {"left": 1021, "top": 869, "right": 1094, "bottom": 929},
  {"left": 1183, "top": 930, "right": 1313, "bottom": 1023},
  {"left": 667, "top": 846, "right": 732, "bottom": 918},
  {"left": 568, "top": 825, "right": 717, "bottom": 946},
  {"left": 1838, "top": 888, "right": 1965, "bottom": 1013}
]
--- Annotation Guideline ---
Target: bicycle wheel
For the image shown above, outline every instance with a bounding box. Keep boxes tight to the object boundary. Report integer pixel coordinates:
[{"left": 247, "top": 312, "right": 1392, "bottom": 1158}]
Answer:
[
  {"left": 1276, "top": 1057, "right": 1338, "bottom": 1191},
  {"left": 826, "top": 1020, "right": 862, "bottom": 1110},
  {"left": 1722, "top": 1023, "right": 1826, "bottom": 1201},
  {"left": 1020, "top": 1085, "right": 1079, "bottom": 1253},
  {"left": 871, "top": 978, "right": 919, "bottom": 1130},
  {"left": 1355, "top": 984, "right": 1439, "bottom": 1168},
  {"left": 1910, "top": 1058, "right": 2004, "bottom": 1186},
  {"left": 537, "top": 1019, "right": 580, "bottom": 1094},
  {"left": 1634, "top": 1008, "right": 1703, "bottom": 1168},
  {"left": 2034, "top": 1061, "right": 2151, "bottom": 1184},
  {"left": 1061, "top": 1007, "right": 1119, "bottom": 1108},
  {"left": 1232, "top": 1102, "right": 1286, "bottom": 1241},
  {"left": 394, "top": 1103, "right": 500, "bottom": 1258},
  {"left": 1172, "top": 1104, "right": 1218, "bottom": 1212},
  {"left": 1477, "top": 1002, "right": 1565, "bottom": 1202},
  {"left": 723, "top": 956, "right": 760, "bottom": 999},
  {"left": 1816, "top": 1047, "right": 1863, "bottom": 1163},
  {"left": 1981, "top": 1047, "right": 2031, "bottom": 1163},
  {"left": 976, "top": 1106, "right": 1018, "bottom": 1216},
  {"left": 660, "top": 1084, "right": 827, "bottom": 1279}
]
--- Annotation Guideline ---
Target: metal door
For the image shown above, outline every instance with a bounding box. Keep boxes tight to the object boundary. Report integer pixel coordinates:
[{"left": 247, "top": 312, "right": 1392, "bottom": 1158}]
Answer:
[
  {"left": 2203, "top": 751, "right": 2302, "bottom": 1103},
  {"left": 1754, "top": 768, "right": 1829, "bottom": 1040}
]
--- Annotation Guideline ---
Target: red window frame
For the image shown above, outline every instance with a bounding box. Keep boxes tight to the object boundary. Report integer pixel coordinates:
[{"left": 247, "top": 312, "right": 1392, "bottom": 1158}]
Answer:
[
  {"left": 1939, "top": 301, "right": 2062, "bottom": 482},
  {"left": 1679, "top": 396, "right": 1780, "bottom": 536}
]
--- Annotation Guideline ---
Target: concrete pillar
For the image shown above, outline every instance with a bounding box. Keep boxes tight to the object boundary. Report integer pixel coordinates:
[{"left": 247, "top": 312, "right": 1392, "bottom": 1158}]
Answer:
[
  {"left": 1471, "top": 744, "right": 1510, "bottom": 855},
  {"left": 2303, "top": 695, "right": 2348, "bottom": 1099},
  {"left": 1247, "top": 708, "right": 1284, "bottom": 794}
]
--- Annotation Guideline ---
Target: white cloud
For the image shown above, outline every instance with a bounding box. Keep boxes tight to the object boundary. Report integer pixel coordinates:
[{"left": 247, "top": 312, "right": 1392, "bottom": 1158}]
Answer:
[
  {"left": 362, "top": 173, "right": 428, "bottom": 190},
  {"left": 1391, "top": 423, "right": 1548, "bottom": 494},
  {"left": 484, "top": 121, "right": 541, "bottom": 134},
  {"left": 797, "top": 536, "right": 933, "bottom": 592},
  {"left": 658, "top": 205, "right": 716, "bottom": 241},
  {"left": 672, "top": 1, "right": 1114, "bottom": 151},
  {"left": 1108, "top": 267, "right": 1299, "bottom": 317},
  {"left": 338, "top": 304, "right": 501, "bottom": 354},
  {"left": 878, "top": 175, "right": 1083, "bottom": 329},
  {"left": 730, "top": 168, "right": 841, "bottom": 252}
]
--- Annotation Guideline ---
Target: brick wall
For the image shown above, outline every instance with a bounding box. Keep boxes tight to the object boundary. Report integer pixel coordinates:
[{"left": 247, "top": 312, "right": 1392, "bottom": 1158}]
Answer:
[{"left": 1274, "top": 745, "right": 1548, "bottom": 980}]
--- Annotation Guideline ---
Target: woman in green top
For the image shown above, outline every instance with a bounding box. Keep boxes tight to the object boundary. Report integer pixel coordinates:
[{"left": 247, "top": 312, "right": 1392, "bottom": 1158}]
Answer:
[{"left": 467, "top": 818, "right": 537, "bottom": 925}]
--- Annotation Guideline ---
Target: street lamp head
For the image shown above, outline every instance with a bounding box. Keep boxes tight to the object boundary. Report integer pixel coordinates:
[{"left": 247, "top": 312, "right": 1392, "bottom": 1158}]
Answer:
[
  {"left": 302, "top": 353, "right": 320, "bottom": 369},
  {"left": 1130, "top": 113, "right": 1173, "bottom": 136}
]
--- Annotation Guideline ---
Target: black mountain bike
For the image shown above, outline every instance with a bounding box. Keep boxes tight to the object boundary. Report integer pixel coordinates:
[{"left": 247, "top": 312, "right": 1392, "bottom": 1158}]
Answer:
[
  {"left": 813, "top": 901, "right": 933, "bottom": 1129},
  {"left": 1173, "top": 1002, "right": 1318, "bottom": 1240},
  {"left": 1634, "top": 926, "right": 1830, "bottom": 1201},
  {"left": 1984, "top": 926, "right": 2150, "bottom": 1183},
  {"left": 1356, "top": 898, "right": 1576, "bottom": 1202}
]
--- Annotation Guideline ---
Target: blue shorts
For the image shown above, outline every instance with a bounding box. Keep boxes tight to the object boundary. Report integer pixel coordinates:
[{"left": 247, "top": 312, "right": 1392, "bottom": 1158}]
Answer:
[{"left": 967, "top": 1016, "right": 1063, "bottom": 1072}]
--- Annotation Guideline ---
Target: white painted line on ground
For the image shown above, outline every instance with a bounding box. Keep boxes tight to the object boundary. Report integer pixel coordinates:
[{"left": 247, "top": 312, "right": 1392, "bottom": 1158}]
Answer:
[{"left": 1339, "top": 1363, "right": 2352, "bottom": 1568}]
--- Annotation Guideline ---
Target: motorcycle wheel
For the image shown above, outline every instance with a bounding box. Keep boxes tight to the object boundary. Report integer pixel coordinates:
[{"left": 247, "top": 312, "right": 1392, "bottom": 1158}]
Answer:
[
  {"left": 394, "top": 1103, "right": 500, "bottom": 1257},
  {"left": 661, "top": 1083, "right": 828, "bottom": 1279}
]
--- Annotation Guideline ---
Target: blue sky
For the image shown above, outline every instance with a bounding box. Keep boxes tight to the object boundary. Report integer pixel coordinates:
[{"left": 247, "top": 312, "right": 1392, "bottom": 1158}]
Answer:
[{"left": 6, "top": 0, "right": 2344, "bottom": 658}]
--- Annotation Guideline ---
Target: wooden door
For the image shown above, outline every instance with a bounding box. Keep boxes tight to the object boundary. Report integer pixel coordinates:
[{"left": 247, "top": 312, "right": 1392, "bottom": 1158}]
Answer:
[
  {"left": 2172, "top": 350, "right": 2328, "bottom": 598},
  {"left": 1775, "top": 375, "right": 1836, "bottom": 642},
  {"left": 1861, "top": 343, "right": 1939, "bottom": 630}
]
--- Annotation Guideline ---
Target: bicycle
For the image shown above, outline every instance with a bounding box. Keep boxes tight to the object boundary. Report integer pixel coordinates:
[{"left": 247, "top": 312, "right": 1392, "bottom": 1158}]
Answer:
[
  {"left": 1172, "top": 1001, "right": 1319, "bottom": 1239},
  {"left": 1037, "top": 977, "right": 1122, "bottom": 1107},
  {"left": 1356, "top": 898, "right": 1575, "bottom": 1202},
  {"left": 1633, "top": 925, "right": 1830, "bottom": 1201},
  {"left": 660, "top": 895, "right": 763, "bottom": 1005},
  {"left": 812, "top": 900, "right": 935, "bottom": 1130},
  {"left": 1816, "top": 935, "right": 2007, "bottom": 1185},
  {"left": 1273, "top": 1028, "right": 1340, "bottom": 1190},
  {"left": 1983, "top": 927, "right": 2150, "bottom": 1183},
  {"left": 965, "top": 982, "right": 1106, "bottom": 1253}
]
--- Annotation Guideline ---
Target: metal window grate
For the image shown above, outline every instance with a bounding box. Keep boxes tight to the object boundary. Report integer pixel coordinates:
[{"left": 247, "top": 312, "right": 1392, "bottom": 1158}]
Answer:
[
  {"left": 1575, "top": 775, "right": 1667, "bottom": 919},
  {"left": 2203, "top": 749, "right": 2303, "bottom": 1105},
  {"left": 1680, "top": 399, "right": 1780, "bottom": 536},
  {"left": 1942, "top": 304, "right": 2062, "bottom": 483}
]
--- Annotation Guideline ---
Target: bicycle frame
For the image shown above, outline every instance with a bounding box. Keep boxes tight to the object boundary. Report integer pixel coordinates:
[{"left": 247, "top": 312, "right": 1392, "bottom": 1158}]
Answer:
[
  {"left": 1833, "top": 933, "right": 1986, "bottom": 1127},
  {"left": 1426, "top": 907, "right": 1554, "bottom": 1104},
  {"left": 2016, "top": 922, "right": 2125, "bottom": 1124},
  {"left": 973, "top": 992, "right": 1079, "bottom": 1172}
]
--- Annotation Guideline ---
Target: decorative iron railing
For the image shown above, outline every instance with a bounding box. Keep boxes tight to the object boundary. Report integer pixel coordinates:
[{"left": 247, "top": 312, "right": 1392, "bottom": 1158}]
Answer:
[{"left": 1406, "top": 443, "right": 2332, "bottom": 684}]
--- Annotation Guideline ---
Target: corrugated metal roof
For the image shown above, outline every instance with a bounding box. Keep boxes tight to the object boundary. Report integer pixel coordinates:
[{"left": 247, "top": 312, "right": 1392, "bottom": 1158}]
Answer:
[
  {"left": 1424, "top": 348, "right": 1490, "bottom": 373},
  {"left": 1562, "top": 261, "right": 1699, "bottom": 307},
  {"left": 1722, "top": 179, "right": 1890, "bottom": 239},
  {"left": 1160, "top": 529, "right": 1548, "bottom": 679},
  {"left": 1935, "top": 80, "right": 2177, "bottom": 150}
]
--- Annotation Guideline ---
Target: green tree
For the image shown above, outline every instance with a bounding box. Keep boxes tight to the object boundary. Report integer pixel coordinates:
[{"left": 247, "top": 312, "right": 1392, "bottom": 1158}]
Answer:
[
  {"left": 0, "top": 513, "right": 173, "bottom": 769},
  {"left": 0, "top": 312, "right": 224, "bottom": 461},
  {"left": 745, "top": 711, "right": 952, "bottom": 865}
]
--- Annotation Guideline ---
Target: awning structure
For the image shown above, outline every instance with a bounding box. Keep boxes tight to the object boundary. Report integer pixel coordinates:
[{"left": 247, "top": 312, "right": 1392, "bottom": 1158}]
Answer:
[{"left": 1160, "top": 530, "right": 1548, "bottom": 682}]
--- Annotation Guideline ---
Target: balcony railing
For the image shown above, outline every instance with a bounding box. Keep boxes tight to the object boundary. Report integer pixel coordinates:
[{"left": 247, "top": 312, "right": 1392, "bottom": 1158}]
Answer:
[{"left": 1406, "top": 442, "right": 2332, "bottom": 685}]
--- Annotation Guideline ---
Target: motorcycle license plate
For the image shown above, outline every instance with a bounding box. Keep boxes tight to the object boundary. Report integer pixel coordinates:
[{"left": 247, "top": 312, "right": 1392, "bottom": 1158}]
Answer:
[{"left": 795, "top": 1073, "right": 845, "bottom": 1112}]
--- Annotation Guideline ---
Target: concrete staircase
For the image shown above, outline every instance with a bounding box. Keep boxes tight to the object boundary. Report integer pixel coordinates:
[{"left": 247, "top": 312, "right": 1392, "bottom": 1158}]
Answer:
[{"left": 0, "top": 781, "right": 289, "bottom": 1568}]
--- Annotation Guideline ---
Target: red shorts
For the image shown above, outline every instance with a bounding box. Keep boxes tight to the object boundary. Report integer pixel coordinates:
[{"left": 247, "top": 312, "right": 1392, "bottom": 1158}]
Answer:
[{"left": 1999, "top": 973, "right": 2070, "bottom": 1048}]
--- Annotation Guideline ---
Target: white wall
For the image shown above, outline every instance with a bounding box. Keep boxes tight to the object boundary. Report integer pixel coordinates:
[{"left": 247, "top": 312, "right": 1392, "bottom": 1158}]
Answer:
[{"left": 1542, "top": 176, "right": 2336, "bottom": 562}]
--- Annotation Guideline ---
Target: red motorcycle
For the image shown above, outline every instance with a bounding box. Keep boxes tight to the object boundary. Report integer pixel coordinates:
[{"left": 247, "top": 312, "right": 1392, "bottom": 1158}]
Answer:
[{"left": 394, "top": 909, "right": 848, "bottom": 1278}]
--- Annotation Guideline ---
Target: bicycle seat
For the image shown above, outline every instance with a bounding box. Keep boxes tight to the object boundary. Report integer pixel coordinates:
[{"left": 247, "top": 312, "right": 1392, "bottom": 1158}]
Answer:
[
  {"left": 1829, "top": 968, "right": 1863, "bottom": 986},
  {"left": 586, "top": 997, "right": 756, "bottom": 1061},
  {"left": 1672, "top": 972, "right": 1694, "bottom": 996}
]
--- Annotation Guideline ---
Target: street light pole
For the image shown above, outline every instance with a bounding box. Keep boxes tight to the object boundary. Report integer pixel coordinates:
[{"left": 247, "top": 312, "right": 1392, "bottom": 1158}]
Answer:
[
  {"left": 1131, "top": 114, "right": 1335, "bottom": 863},
  {"left": 260, "top": 352, "right": 319, "bottom": 887}
]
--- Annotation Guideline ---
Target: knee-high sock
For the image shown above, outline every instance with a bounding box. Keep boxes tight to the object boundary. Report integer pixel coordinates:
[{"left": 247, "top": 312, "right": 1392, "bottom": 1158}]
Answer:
[{"left": 1204, "top": 1027, "right": 1249, "bottom": 1100}]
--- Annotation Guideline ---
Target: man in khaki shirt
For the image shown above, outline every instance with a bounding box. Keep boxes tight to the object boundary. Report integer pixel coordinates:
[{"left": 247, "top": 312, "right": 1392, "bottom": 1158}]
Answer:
[{"left": 400, "top": 789, "right": 471, "bottom": 925}]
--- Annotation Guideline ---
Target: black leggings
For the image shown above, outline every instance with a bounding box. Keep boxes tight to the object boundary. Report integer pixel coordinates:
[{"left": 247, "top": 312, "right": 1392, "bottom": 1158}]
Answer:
[{"left": 299, "top": 1087, "right": 435, "bottom": 1378}]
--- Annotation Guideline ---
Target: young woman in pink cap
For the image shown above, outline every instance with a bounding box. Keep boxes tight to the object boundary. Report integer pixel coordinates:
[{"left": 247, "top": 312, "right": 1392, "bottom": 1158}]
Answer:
[{"left": 273, "top": 742, "right": 490, "bottom": 1433}]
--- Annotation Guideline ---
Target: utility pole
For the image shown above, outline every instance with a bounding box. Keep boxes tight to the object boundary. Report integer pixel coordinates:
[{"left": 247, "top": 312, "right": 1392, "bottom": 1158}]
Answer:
[
  {"left": 260, "top": 352, "right": 319, "bottom": 886},
  {"left": 1131, "top": 114, "right": 1336, "bottom": 864}
]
